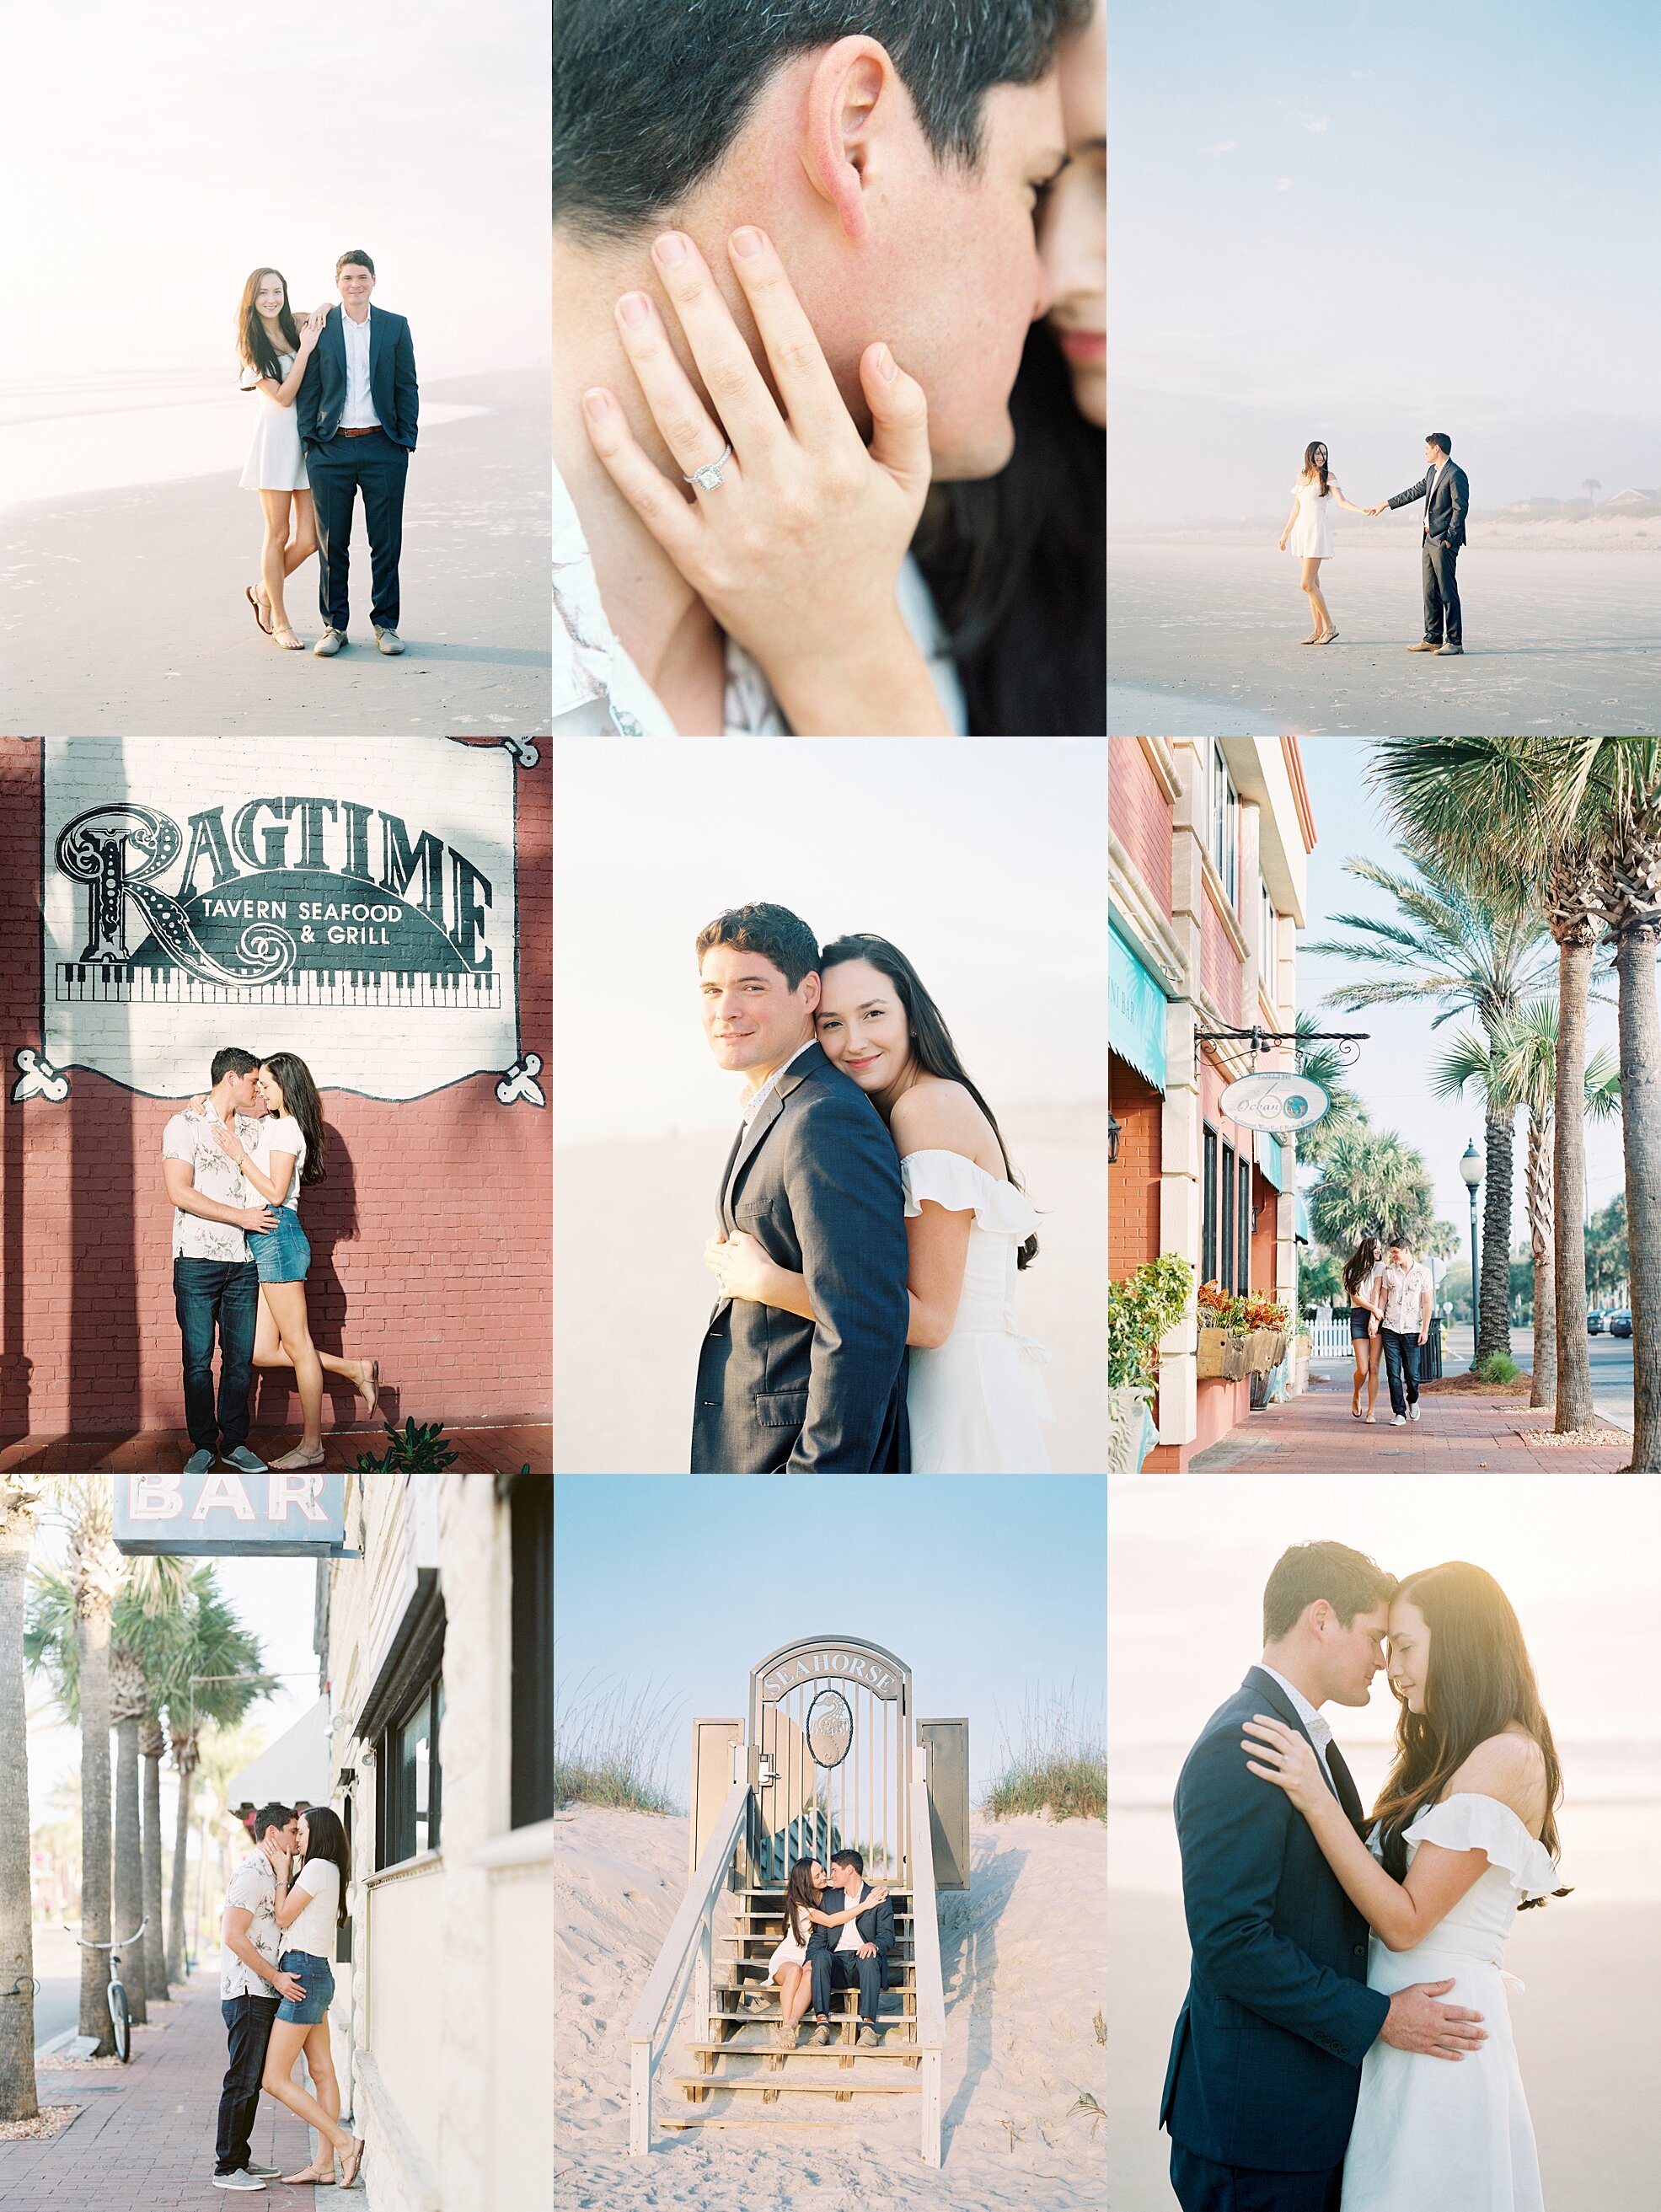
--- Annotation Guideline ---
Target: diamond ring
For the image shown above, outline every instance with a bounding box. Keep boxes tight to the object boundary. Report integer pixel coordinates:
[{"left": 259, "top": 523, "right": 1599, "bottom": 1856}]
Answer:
[{"left": 683, "top": 441, "right": 733, "bottom": 492}]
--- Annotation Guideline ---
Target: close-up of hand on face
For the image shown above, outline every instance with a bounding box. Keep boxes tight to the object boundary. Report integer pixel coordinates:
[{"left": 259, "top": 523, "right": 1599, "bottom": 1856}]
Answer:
[{"left": 1040, "top": 0, "right": 1106, "bottom": 428}]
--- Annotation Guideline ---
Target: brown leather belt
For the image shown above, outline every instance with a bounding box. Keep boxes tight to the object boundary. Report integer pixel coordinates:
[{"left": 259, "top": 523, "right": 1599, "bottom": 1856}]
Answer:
[{"left": 338, "top": 426, "right": 381, "bottom": 438}]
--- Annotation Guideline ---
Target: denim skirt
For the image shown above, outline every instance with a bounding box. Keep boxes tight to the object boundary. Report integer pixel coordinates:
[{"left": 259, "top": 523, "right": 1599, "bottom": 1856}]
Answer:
[
  {"left": 250, "top": 1207, "right": 311, "bottom": 1284},
  {"left": 276, "top": 1949, "right": 335, "bottom": 2024}
]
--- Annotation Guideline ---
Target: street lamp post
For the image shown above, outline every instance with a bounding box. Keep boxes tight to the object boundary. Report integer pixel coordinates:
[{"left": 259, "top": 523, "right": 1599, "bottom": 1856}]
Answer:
[{"left": 1460, "top": 1139, "right": 1483, "bottom": 1363}]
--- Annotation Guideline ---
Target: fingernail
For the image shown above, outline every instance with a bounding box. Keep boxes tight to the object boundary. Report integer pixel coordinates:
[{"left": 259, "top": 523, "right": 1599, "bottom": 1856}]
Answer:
[
  {"left": 731, "top": 227, "right": 764, "bottom": 260},
  {"left": 617, "top": 292, "right": 651, "bottom": 327},
  {"left": 653, "top": 233, "right": 688, "bottom": 267},
  {"left": 872, "top": 342, "right": 897, "bottom": 383},
  {"left": 582, "top": 388, "right": 612, "bottom": 422}
]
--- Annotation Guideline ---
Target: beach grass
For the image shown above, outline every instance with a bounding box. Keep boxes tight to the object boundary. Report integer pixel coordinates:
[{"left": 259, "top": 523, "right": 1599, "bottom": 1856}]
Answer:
[
  {"left": 554, "top": 1665, "right": 683, "bottom": 1815},
  {"left": 983, "top": 1686, "right": 1107, "bottom": 1824}
]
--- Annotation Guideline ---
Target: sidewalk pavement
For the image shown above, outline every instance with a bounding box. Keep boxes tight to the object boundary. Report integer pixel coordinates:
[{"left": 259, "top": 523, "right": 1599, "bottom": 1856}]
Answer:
[
  {"left": 2, "top": 1969, "right": 348, "bottom": 2209},
  {"left": 0, "top": 1422, "right": 551, "bottom": 1472},
  {"left": 1189, "top": 1376, "right": 1634, "bottom": 1473}
]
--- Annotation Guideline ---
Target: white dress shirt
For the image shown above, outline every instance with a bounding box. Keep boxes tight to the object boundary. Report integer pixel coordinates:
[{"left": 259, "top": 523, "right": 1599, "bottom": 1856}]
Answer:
[
  {"left": 340, "top": 308, "right": 378, "bottom": 429},
  {"left": 834, "top": 1881, "right": 869, "bottom": 1952},
  {"left": 1376, "top": 1260, "right": 1433, "bottom": 1335},
  {"left": 1259, "top": 1665, "right": 1338, "bottom": 1792}
]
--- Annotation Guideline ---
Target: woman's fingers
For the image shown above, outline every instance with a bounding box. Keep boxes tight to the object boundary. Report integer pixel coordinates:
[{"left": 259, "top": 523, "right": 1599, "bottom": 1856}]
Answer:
[
  {"left": 651, "top": 232, "right": 788, "bottom": 463},
  {"left": 724, "top": 227, "right": 848, "bottom": 441},
  {"left": 611, "top": 282, "right": 737, "bottom": 490},
  {"left": 580, "top": 388, "right": 703, "bottom": 565},
  {"left": 858, "top": 343, "right": 930, "bottom": 504}
]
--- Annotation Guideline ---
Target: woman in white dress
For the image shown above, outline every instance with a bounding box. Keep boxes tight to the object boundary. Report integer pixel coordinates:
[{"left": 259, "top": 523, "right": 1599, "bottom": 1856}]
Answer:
[
  {"left": 1240, "top": 1561, "right": 1567, "bottom": 2211},
  {"left": 235, "top": 267, "right": 326, "bottom": 650},
  {"left": 766, "top": 1858, "right": 890, "bottom": 2051},
  {"left": 707, "top": 934, "right": 1053, "bottom": 1472},
  {"left": 1278, "top": 440, "right": 1375, "bottom": 646}
]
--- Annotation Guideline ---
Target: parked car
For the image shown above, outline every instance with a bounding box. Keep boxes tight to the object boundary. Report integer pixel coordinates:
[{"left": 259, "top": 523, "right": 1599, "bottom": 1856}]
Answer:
[
  {"left": 1587, "top": 1310, "right": 1606, "bottom": 1335},
  {"left": 1609, "top": 1310, "right": 1633, "bottom": 1339}
]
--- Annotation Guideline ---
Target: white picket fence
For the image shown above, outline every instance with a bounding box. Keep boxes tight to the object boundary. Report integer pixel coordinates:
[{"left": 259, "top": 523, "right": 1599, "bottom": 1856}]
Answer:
[{"left": 1306, "top": 1320, "right": 1353, "bottom": 1361}]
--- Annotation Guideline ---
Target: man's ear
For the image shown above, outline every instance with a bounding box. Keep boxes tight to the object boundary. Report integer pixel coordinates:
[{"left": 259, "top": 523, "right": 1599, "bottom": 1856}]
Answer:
[
  {"left": 801, "top": 35, "right": 897, "bottom": 244},
  {"left": 801, "top": 970, "right": 822, "bottom": 1015}
]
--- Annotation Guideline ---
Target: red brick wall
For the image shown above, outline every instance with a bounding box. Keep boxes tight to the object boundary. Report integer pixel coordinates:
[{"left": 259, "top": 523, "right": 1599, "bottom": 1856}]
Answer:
[
  {"left": 1107, "top": 740, "right": 1171, "bottom": 910},
  {"left": 1108, "top": 1055, "right": 1161, "bottom": 1277},
  {"left": 1199, "top": 881, "right": 1244, "bottom": 1026},
  {"left": 0, "top": 740, "right": 549, "bottom": 1438}
]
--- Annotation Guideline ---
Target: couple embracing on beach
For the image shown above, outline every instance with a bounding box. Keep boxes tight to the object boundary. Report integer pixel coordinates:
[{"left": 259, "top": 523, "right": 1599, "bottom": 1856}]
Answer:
[
  {"left": 762, "top": 1850, "right": 895, "bottom": 2052},
  {"left": 1163, "top": 1541, "right": 1567, "bottom": 2211},
  {"left": 690, "top": 902, "right": 1055, "bottom": 1475},
  {"left": 235, "top": 251, "right": 418, "bottom": 657},
  {"left": 161, "top": 1047, "right": 380, "bottom": 1471}
]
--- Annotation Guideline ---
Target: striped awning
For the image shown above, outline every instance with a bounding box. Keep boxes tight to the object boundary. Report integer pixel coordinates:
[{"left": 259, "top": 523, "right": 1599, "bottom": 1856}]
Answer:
[{"left": 1110, "top": 921, "right": 1167, "bottom": 1092}]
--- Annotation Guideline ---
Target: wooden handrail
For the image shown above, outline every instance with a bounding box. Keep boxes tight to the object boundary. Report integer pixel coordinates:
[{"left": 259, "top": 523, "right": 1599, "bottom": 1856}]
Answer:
[{"left": 907, "top": 1773, "right": 946, "bottom": 2167}]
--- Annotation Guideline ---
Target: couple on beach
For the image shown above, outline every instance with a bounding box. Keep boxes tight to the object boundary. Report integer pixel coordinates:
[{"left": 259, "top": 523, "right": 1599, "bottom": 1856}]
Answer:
[
  {"left": 1280, "top": 434, "right": 1471, "bottom": 654},
  {"left": 1343, "top": 1230, "right": 1435, "bottom": 1426},
  {"left": 692, "top": 903, "right": 1054, "bottom": 1475},
  {"left": 216, "top": 1802, "right": 361, "bottom": 2191},
  {"left": 763, "top": 1850, "right": 895, "bottom": 2051},
  {"left": 1164, "top": 1542, "right": 1565, "bottom": 2211},
  {"left": 235, "top": 252, "right": 418, "bottom": 657},
  {"left": 162, "top": 1048, "right": 380, "bottom": 1472},
  {"left": 552, "top": 0, "right": 1106, "bottom": 738}
]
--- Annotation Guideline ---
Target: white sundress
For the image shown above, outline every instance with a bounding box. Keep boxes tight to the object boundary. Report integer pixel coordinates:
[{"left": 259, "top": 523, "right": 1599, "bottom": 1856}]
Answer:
[
  {"left": 239, "top": 354, "right": 310, "bottom": 491},
  {"left": 1286, "top": 477, "right": 1336, "bottom": 557},
  {"left": 766, "top": 1907, "right": 812, "bottom": 1982}
]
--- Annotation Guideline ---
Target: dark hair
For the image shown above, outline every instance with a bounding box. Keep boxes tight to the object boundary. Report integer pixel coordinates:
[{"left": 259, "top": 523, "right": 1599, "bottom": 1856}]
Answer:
[
  {"left": 1262, "top": 1541, "right": 1396, "bottom": 1642},
  {"left": 212, "top": 1047, "right": 260, "bottom": 1085},
  {"left": 784, "top": 1856, "right": 819, "bottom": 1946},
  {"left": 237, "top": 269, "right": 303, "bottom": 386},
  {"left": 1302, "top": 439, "right": 1331, "bottom": 497},
  {"left": 695, "top": 902, "right": 820, "bottom": 992},
  {"left": 818, "top": 932, "right": 1037, "bottom": 1266},
  {"left": 829, "top": 1848, "right": 865, "bottom": 1878},
  {"left": 260, "top": 1052, "right": 328, "bottom": 1188},
  {"left": 1426, "top": 432, "right": 1451, "bottom": 455},
  {"left": 1387, "top": 1229, "right": 1413, "bottom": 1251},
  {"left": 553, "top": 0, "right": 1092, "bottom": 243},
  {"left": 1373, "top": 1562, "right": 1569, "bottom": 1909},
  {"left": 336, "top": 249, "right": 376, "bottom": 276},
  {"left": 912, "top": 319, "right": 1105, "bottom": 736},
  {"left": 253, "top": 1802, "right": 297, "bottom": 1840},
  {"left": 298, "top": 1804, "right": 351, "bottom": 1929},
  {"left": 1342, "top": 1235, "right": 1381, "bottom": 1302}
]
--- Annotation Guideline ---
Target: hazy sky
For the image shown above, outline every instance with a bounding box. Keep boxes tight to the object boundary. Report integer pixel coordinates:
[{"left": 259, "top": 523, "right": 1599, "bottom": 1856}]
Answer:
[
  {"left": 551, "top": 739, "right": 1108, "bottom": 1147},
  {"left": 1112, "top": 0, "right": 1661, "bottom": 522},
  {"left": 0, "top": 1, "right": 548, "bottom": 383},
  {"left": 555, "top": 1475, "right": 1106, "bottom": 1804},
  {"left": 1298, "top": 738, "right": 1628, "bottom": 1262}
]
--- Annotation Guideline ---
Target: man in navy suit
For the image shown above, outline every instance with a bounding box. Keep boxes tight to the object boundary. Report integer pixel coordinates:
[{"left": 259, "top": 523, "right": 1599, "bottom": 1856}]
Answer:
[
  {"left": 806, "top": 1850, "right": 895, "bottom": 2047},
  {"left": 1160, "top": 1541, "right": 1489, "bottom": 2212},
  {"left": 692, "top": 902, "right": 909, "bottom": 1474},
  {"left": 296, "top": 249, "right": 419, "bottom": 658},
  {"left": 1368, "top": 431, "right": 1471, "bottom": 656}
]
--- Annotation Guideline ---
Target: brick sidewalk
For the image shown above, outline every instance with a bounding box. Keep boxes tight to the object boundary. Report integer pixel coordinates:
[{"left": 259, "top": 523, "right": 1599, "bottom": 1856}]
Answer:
[
  {"left": 0, "top": 1423, "right": 551, "bottom": 1473},
  {"left": 1189, "top": 1379, "right": 1634, "bottom": 1473},
  {"left": 1, "top": 1971, "right": 324, "bottom": 2209}
]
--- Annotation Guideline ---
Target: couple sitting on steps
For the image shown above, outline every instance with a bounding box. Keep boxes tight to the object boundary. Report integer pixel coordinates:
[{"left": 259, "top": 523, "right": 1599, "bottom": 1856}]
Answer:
[{"left": 764, "top": 1850, "right": 894, "bottom": 2052}]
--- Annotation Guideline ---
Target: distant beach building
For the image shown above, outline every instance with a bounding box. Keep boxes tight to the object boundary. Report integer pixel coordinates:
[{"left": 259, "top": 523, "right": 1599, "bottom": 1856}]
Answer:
[{"left": 1110, "top": 739, "right": 1318, "bottom": 1470}]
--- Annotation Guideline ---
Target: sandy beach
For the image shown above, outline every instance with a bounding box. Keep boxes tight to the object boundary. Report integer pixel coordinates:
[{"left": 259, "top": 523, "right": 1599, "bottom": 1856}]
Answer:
[
  {"left": 1107, "top": 544, "right": 1661, "bottom": 734},
  {"left": 0, "top": 368, "right": 549, "bottom": 734},
  {"left": 552, "top": 1111, "right": 1109, "bottom": 1474},
  {"left": 556, "top": 1804, "right": 1107, "bottom": 2209}
]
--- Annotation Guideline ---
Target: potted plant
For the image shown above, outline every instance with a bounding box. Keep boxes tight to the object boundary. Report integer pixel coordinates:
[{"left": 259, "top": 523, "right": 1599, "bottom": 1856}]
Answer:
[
  {"left": 1197, "top": 1280, "right": 1254, "bottom": 1378},
  {"left": 1108, "top": 1253, "right": 1194, "bottom": 1472}
]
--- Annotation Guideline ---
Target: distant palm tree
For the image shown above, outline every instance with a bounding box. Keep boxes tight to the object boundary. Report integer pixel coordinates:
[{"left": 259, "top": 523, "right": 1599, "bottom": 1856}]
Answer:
[
  {"left": 1305, "top": 854, "right": 1554, "bottom": 1368},
  {"left": 1583, "top": 479, "right": 1600, "bottom": 506},
  {"left": 1291, "top": 1010, "right": 1367, "bottom": 1169},
  {"left": 0, "top": 1481, "right": 46, "bottom": 2124},
  {"left": 1307, "top": 1126, "right": 1436, "bottom": 1255}
]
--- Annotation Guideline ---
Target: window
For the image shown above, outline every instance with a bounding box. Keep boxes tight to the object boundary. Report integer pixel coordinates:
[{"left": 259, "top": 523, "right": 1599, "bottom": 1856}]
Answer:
[
  {"left": 1221, "top": 1143, "right": 1236, "bottom": 1292},
  {"left": 1208, "top": 741, "right": 1239, "bottom": 908},
  {"left": 1202, "top": 1125, "right": 1219, "bottom": 1281},
  {"left": 379, "top": 1672, "right": 443, "bottom": 1866},
  {"left": 1238, "top": 1172, "right": 1252, "bottom": 1295},
  {"left": 510, "top": 1476, "right": 553, "bottom": 1829}
]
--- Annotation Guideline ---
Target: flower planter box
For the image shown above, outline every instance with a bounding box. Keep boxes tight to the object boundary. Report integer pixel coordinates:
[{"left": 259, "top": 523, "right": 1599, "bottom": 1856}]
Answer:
[
  {"left": 1221, "top": 1336, "right": 1251, "bottom": 1382},
  {"left": 1195, "top": 1327, "right": 1229, "bottom": 1379},
  {"left": 1244, "top": 1329, "right": 1279, "bottom": 1374},
  {"left": 1107, "top": 1386, "right": 1158, "bottom": 1473}
]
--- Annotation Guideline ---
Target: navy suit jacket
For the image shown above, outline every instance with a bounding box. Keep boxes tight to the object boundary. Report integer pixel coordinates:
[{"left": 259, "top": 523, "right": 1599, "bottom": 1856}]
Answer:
[
  {"left": 1160, "top": 1667, "right": 1390, "bottom": 2174},
  {"left": 690, "top": 1042, "right": 909, "bottom": 1474},
  {"left": 296, "top": 305, "right": 419, "bottom": 451},
  {"left": 1387, "top": 458, "right": 1469, "bottom": 549},
  {"left": 806, "top": 1885, "right": 894, "bottom": 1981}
]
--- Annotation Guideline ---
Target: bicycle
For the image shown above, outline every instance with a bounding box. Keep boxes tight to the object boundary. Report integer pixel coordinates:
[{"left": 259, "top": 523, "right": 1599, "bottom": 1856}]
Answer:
[{"left": 67, "top": 1916, "right": 148, "bottom": 2062}]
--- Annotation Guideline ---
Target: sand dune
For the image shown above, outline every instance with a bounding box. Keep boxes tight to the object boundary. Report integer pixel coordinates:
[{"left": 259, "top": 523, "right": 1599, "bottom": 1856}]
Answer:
[{"left": 556, "top": 1805, "right": 1107, "bottom": 2209}]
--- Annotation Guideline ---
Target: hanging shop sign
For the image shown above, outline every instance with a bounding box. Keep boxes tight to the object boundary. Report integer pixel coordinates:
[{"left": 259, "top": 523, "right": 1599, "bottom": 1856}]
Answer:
[
  {"left": 114, "top": 1471, "right": 350, "bottom": 1556},
  {"left": 1217, "top": 1071, "right": 1331, "bottom": 1132}
]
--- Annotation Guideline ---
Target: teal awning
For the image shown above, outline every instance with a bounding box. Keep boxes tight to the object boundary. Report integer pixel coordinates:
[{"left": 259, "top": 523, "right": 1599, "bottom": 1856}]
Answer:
[
  {"left": 1257, "top": 1133, "right": 1283, "bottom": 1191},
  {"left": 1110, "top": 920, "right": 1167, "bottom": 1092},
  {"left": 1295, "top": 1193, "right": 1314, "bottom": 1245}
]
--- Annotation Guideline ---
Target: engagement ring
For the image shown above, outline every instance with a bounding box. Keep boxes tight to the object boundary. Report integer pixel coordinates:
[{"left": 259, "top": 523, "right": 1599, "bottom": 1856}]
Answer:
[{"left": 684, "top": 441, "right": 732, "bottom": 492}]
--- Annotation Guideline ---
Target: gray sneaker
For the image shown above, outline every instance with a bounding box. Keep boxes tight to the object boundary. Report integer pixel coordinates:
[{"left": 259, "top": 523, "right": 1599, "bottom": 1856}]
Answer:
[
  {"left": 808, "top": 2022, "right": 831, "bottom": 2047},
  {"left": 373, "top": 626, "right": 406, "bottom": 655},
  {"left": 857, "top": 2024, "right": 880, "bottom": 2049},
  {"left": 313, "top": 628, "right": 346, "bottom": 656},
  {"left": 185, "top": 1449, "right": 216, "bottom": 1473},
  {"left": 222, "top": 1446, "right": 267, "bottom": 1472},
  {"left": 1408, "top": 1401, "right": 1422, "bottom": 1422},
  {"left": 244, "top": 2163, "right": 281, "bottom": 2179},
  {"left": 212, "top": 2173, "right": 267, "bottom": 2192}
]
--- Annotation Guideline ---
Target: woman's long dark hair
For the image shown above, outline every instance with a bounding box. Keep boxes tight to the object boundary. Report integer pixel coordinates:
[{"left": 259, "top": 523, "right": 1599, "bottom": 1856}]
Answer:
[
  {"left": 1342, "top": 1235, "right": 1381, "bottom": 1303},
  {"left": 1302, "top": 440, "right": 1331, "bottom": 497},
  {"left": 784, "top": 1857, "right": 819, "bottom": 1947},
  {"left": 299, "top": 1803, "right": 351, "bottom": 1929},
  {"left": 819, "top": 933, "right": 1038, "bottom": 1267},
  {"left": 912, "top": 319, "right": 1105, "bottom": 737},
  {"left": 238, "top": 267, "right": 303, "bottom": 385},
  {"left": 260, "top": 1052, "right": 327, "bottom": 1186},
  {"left": 1372, "top": 1561, "right": 1570, "bottom": 1910}
]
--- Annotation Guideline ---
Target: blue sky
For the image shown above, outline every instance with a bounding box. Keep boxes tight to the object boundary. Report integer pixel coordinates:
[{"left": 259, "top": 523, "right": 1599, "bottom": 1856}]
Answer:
[
  {"left": 554, "top": 1476, "right": 1106, "bottom": 1804},
  {"left": 1297, "top": 737, "right": 1627, "bottom": 1259},
  {"left": 1112, "top": 0, "right": 1661, "bottom": 521}
]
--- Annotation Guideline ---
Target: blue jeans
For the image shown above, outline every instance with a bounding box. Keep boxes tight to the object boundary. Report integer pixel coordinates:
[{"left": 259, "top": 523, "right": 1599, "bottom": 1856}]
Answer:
[
  {"left": 217, "top": 1993, "right": 279, "bottom": 2173},
  {"left": 1380, "top": 1326, "right": 1423, "bottom": 1418},
  {"left": 174, "top": 1258, "right": 258, "bottom": 1456}
]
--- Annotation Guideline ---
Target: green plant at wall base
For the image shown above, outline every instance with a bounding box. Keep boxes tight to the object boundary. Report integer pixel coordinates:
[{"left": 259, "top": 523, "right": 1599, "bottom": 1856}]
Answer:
[
  {"left": 1108, "top": 1254, "right": 1194, "bottom": 1390},
  {"left": 351, "top": 1419, "right": 461, "bottom": 1472},
  {"left": 1471, "top": 1351, "right": 1521, "bottom": 1385}
]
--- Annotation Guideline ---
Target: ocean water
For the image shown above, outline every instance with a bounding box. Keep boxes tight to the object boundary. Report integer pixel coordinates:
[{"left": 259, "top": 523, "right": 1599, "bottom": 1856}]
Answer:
[
  {"left": 1104, "top": 683, "right": 1291, "bottom": 736},
  {"left": 0, "top": 370, "right": 485, "bottom": 509}
]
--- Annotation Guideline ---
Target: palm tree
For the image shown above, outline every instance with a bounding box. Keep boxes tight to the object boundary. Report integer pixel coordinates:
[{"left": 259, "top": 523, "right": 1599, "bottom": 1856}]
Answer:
[
  {"left": 1433, "top": 1006, "right": 1621, "bottom": 1406},
  {"left": 1291, "top": 1011, "right": 1368, "bottom": 1169},
  {"left": 1583, "top": 479, "right": 1600, "bottom": 506},
  {"left": 1306, "top": 1125, "right": 1436, "bottom": 1255},
  {"left": 0, "top": 1481, "right": 46, "bottom": 2124},
  {"left": 1305, "top": 854, "right": 1554, "bottom": 1368}
]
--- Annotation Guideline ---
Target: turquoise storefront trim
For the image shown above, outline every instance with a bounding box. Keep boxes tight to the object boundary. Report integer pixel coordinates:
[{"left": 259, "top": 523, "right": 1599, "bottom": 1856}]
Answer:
[
  {"left": 1110, "top": 920, "right": 1167, "bottom": 1092},
  {"left": 1295, "top": 1193, "right": 1314, "bottom": 1245},
  {"left": 1257, "top": 1133, "right": 1283, "bottom": 1191}
]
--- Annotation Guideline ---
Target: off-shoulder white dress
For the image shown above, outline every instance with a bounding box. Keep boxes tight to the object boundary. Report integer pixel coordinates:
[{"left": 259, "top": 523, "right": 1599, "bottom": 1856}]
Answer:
[
  {"left": 239, "top": 356, "right": 310, "bottom": 491},
  {"left": 901, "top": 1149, "right": 1055, "bottom": 1474},
  {"left": 1286, "top": 478, "right": 1336, "bottom": 557},
  {"left": 1342, "top": 1793, "right": 1558, "bottom": 2210}
]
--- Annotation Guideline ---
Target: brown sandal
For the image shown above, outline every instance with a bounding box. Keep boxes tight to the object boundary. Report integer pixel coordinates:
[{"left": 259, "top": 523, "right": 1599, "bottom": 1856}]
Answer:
[
  {"left": 281, "top": 2160, "right": 335, "bottom": 2184},
  {"left": 245, "top": 584, "right": 272, "bottom": 635},
  {"left": 338, "top": 2136, "right": 364, "bottom": 2187}
]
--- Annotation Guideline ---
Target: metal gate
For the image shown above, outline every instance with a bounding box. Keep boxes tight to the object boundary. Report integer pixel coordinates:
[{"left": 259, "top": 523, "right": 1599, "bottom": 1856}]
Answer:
[{"left": 747, "top": 1636, "right": 912, "bottom": 1888}]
